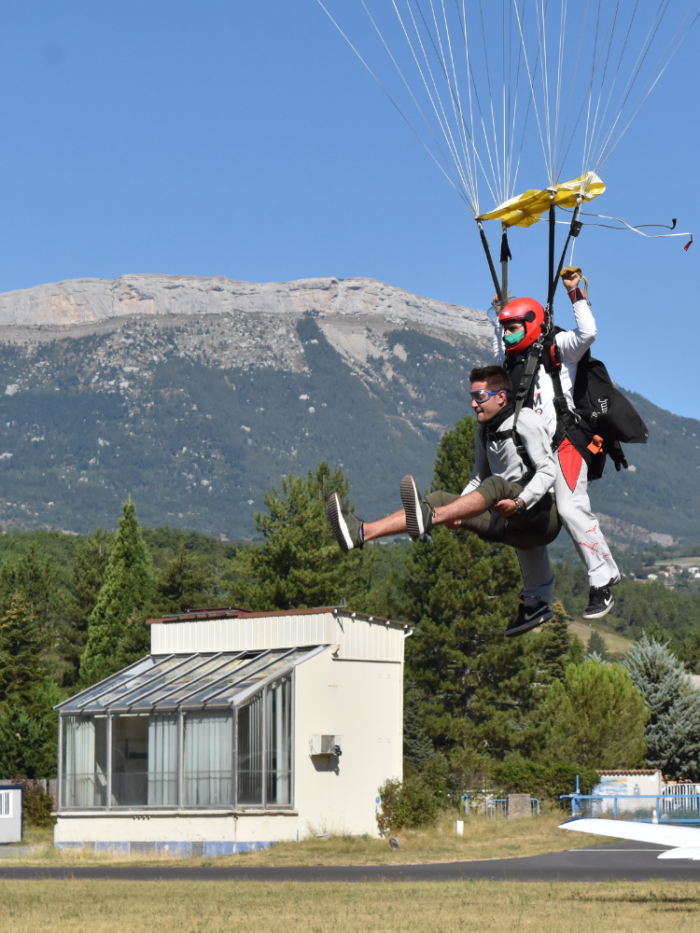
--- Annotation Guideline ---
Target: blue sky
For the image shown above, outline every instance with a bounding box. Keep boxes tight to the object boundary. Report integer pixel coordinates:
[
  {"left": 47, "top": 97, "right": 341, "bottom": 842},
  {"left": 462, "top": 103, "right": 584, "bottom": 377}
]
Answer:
[{"left": 0, "top": 1, "right": 698, "bottom": 417}]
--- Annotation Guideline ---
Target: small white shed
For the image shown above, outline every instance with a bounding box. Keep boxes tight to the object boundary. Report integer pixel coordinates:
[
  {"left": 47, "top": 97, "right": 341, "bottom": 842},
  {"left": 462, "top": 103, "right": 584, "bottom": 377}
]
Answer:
[{"left": 54, "top": 607, "right": 409, "bottom": 855}]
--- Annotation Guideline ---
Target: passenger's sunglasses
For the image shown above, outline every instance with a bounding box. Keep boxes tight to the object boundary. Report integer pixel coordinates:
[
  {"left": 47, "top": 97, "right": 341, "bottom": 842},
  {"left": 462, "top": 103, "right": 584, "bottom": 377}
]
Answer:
[{"left": 470, "top": 389, "right": 508, "bottom": 403}]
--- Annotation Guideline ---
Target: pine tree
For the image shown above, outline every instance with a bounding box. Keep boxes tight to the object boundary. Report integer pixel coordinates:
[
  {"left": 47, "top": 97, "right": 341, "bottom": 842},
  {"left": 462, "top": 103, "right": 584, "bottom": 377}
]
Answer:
[
  {"left": 431, "top": 414, "right": 478, "bottom": 493},
  {"left": 0, "top": 595, "right": 61, "bottom": 778},
  {"left": 536, "top": 601, "right": 574, "bottom": 683},
  {"left": 402, "top": 526, "right": 535, "bottom": 755},
  {"left": 403, "top": 680, "right": 435, "bottom": 768},
  {"left": 586, "top": 630, "right": 609, "bottom": 661},
  {"left": 61, "top": 528, "right": 114, "bottom": 686},
  {"left": 227, "top": 462, "right": 374, "bottom": 612},
  {"left": 536, "top": 659, "right": 648, "bottom": 769},
  {"left": 80, "top": 500, "right": 156, "bottom": 687},
  {"left": 624, "top": 633, "right": 700, "bottom": 779},
  {"left": 0, "top": 594, "right": 49, "bottom": 704},
  {"left": 157, "top": 542, "right": 216, "bottom": 614}
]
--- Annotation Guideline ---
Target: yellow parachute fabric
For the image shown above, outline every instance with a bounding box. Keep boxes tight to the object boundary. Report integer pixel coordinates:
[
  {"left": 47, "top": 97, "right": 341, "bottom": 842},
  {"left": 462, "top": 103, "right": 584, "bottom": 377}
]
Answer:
[{"left": 477, "top": 172, "right": 605, "bottom": 228}]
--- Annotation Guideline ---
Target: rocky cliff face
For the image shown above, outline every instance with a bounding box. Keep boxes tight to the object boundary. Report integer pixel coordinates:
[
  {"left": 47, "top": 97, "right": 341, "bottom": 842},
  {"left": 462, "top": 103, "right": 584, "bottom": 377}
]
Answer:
[{"left": 0, "top": 273, "right": 692, "bottom": 544}]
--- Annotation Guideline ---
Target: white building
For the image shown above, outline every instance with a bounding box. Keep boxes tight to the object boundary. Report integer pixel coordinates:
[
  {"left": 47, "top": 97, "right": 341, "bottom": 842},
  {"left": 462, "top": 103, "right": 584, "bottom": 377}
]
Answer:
[{"left": 54, "top": 606, "right": 409, "bottom": 855}]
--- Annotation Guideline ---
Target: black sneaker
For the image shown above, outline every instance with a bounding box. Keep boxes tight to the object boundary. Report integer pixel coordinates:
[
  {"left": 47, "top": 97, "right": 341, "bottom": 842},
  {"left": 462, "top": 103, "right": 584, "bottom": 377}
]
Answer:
[
  {"left": 505, "top": 600, "right": 553, "bottom": 637},
  {"left": 327, "top": 493, "right": 364, "bottom": 553},
  {"left": 400, "top": 475, "right": 433, "bottom": 539},
  {"left": 583, "top": 586, "right": 614, "bottom": 619}
]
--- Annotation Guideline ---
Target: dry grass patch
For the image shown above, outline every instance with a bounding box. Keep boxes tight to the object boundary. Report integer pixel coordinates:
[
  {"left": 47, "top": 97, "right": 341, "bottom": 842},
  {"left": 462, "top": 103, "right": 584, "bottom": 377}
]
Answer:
[
  {"left": 1, "top": 880, "right": 700, "bottom": 932},
  {"left": 2, "top": 810, "right": 604, "bottom": 868}
]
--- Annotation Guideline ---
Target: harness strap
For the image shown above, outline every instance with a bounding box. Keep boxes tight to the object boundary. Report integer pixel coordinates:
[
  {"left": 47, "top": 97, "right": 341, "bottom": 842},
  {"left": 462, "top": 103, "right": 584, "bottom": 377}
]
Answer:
[{"left": 485, "top": 427, "right": 536, "bottom": 485}]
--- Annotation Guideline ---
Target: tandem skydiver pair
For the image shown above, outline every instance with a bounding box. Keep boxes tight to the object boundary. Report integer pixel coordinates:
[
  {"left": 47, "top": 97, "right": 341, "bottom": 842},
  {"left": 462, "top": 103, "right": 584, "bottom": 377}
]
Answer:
[{"left": 326, "top": 268, "right": 647, "bottom": 638}]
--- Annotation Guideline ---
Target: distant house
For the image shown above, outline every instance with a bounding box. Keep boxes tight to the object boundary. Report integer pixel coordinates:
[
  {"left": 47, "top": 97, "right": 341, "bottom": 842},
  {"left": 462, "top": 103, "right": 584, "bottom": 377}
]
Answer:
[{"left": 54, "top": 607, "right": 409, "bottom": 855}]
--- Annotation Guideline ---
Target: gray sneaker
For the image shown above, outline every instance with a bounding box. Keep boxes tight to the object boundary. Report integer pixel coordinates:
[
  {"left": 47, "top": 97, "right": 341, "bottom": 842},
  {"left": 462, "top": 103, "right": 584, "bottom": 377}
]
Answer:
[
  {"left": 327, "top": 493, "right": 364, "bottom": 553},
  {"left": 400, "top": 475, "right": 433, "bottom": 539}
]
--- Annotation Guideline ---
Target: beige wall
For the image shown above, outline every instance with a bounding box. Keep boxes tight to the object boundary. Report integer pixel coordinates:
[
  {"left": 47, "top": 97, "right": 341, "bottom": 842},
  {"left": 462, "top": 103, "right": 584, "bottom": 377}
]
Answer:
[{"left": 293, "top": 647, "right": 403, "bottom": 837}]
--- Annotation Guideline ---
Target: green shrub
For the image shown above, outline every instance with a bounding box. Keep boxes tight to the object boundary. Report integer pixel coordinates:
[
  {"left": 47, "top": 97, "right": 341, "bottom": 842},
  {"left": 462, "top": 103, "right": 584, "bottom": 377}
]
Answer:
[
  {"left": 21, "top": 783, "right": 55, "bottom": 827},
  {"left": 491, "top": 755, "right": 599, "bottom": 804},
  {"left": 376, "top": 775, "right": 442, "bottom": 833}
]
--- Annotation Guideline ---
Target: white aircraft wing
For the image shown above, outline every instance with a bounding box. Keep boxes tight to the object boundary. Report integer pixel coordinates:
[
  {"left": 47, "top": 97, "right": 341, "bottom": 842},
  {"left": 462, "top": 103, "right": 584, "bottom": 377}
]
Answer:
[{"left": 559, "top": 817, "right": 700, "bottom": 859}]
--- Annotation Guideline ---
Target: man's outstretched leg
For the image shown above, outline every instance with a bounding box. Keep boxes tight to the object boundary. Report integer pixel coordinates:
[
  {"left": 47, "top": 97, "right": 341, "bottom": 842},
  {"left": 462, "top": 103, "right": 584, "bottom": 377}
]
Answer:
[{"left": 327, "top": 493, "right": 409, "bottom": 553}]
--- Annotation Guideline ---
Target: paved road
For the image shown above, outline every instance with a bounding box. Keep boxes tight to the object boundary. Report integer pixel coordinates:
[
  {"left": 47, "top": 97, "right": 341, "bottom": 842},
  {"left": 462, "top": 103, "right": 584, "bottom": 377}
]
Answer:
[{"left": 0, "top": 842, "right": 699, "bottom": 882}]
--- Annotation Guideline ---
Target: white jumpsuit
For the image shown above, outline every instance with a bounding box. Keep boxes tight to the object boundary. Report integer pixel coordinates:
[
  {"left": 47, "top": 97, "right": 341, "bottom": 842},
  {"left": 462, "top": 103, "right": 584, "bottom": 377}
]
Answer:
[{"left": 493, "top": 292, "right": 620, "bottom": 600}]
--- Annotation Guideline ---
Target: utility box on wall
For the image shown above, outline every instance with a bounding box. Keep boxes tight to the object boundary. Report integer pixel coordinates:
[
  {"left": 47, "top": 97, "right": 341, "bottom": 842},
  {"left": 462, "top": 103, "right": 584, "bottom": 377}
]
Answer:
[
  {"left": 310, "top": 735, "right": 342, "bottom": 756},
  {"left": 0, "top": 785, "right": 23, "bottom": 845}
]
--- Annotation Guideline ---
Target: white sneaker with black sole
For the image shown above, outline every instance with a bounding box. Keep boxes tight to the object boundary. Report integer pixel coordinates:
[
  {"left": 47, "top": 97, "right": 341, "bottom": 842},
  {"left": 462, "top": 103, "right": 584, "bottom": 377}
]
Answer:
[
  {"left": 582, "top": 586, "right": 614, "bottom": 619},
  {"left": 326, "top": 493, "right": 364, "bottom": 553},
  {"left": 505, "top": 600, "right": 553, "bottom": 637},
  {"left": 400, "top": 475, "right": 433, "bottom": 539}
]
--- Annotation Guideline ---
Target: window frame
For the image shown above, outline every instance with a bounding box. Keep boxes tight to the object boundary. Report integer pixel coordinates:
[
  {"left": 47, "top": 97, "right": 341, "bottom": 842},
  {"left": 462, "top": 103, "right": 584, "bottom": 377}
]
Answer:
[{"left": 56, "top": 669, "right": 295, "bottom": 812}]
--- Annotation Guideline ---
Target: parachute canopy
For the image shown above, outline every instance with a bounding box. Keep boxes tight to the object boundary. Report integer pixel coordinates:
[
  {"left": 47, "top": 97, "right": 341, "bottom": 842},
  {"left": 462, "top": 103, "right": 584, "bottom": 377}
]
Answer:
[{"left": 477, "top": 172, "right": 606, "bottom": 228}]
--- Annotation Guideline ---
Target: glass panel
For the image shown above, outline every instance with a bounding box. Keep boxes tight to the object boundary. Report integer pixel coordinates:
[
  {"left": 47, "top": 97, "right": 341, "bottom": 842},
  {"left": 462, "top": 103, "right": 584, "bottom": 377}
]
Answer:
[
  {"left": 266, "top": 677, "right": 292, "bottom": 805},
  {"left": 60, "top": 656, "right": 157, "bottom": 713},
  {"left": 112, "top": 716, "right": 149, "bottom": 806},
  {"left": 148, "top": 714, "right": 178, "bottom": 805},
  {"left": 237, "top": 693, "right": 263, "bottom": 805},
  {"left": 183, "top": 712, "right": 233, "bottom": 806},
  {"left": 61, "top": 716, "right": 108, "bottom": 807}
]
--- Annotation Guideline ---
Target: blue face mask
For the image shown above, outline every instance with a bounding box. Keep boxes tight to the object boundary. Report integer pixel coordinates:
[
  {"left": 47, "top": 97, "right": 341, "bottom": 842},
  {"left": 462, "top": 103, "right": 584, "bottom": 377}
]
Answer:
[{"left": 504, "top": 330, "right": 525, "bottom": 348}]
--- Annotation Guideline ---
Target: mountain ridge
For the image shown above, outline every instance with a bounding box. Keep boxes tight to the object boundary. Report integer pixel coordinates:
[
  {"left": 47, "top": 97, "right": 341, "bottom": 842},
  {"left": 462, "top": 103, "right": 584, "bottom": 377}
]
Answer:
[{"left": 0, "top": 273, "right": 693, "bottom": 544}]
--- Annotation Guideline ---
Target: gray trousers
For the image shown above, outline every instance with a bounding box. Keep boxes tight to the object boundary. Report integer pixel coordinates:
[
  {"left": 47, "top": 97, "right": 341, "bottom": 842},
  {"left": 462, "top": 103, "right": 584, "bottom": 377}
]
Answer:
[{"left": 427, "top": 475, "right": 560, "bottom": 605}]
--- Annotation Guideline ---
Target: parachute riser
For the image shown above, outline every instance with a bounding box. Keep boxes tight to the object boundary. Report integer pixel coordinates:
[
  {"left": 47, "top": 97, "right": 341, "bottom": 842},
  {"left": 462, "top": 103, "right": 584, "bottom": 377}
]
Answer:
[
  {"left": 476, "top": 220, "right": 503, "bottom": 307},
  {"left": 550, "top": 197, "right": 584, "bottom": 307},
  {"left": 500, "top": 223, "right": 512, "bottom": 308}
]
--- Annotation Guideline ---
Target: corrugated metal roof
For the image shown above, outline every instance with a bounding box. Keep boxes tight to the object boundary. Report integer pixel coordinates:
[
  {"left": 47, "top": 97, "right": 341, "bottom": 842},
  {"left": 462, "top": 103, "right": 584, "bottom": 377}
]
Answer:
[
  {"left": 55, "top": 646, "right": 323, "bottom": 714},
  {"left": 596, "top": 770, "right": 661, "bottom": 775}
]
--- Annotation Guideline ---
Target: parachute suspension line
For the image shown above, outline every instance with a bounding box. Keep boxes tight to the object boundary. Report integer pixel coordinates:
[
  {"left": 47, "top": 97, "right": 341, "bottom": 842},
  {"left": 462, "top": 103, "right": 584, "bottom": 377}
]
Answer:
[
  {"left": 553, "top": 0, "right": 568, "bottom": 177},
  {"left": 457, "top": 0, "right": 481, "bottom": 212},
  {"left": 581, "top": 0, "right": 605, "bottom": 181},
  {"left": 584, "top": 1, "right": 629, "bottom": 177},
  {"left": 582, "top": 2, "right": 621, "bottom": 178},
  {"left": 555, "top": 0, "right": 593, "bottom": 179},
  {"left": 594, "top": 1, "right": 700, "bottom": 174},
  {"left": 477, "top": 0, "right": 504, "bottom": 203},
  {"left": 405, "top": 0, "right": 474, "bottom": 199},
  {"left": 510, "top": 1, "right": 539, "bottom": 199},
  {"left": 434, "top": 0, "right": 474, "bottom": 191},
  {"left": 590, "top": 0, "right": 677, "bottom": 171},
  {"left": 512, "top": 0, "right": 552, "bottom": 183},
  {"left": 538, "top": 0, "right": 555, "bottom": 184},
  {"left": 565, "top": 209, "right": 693, "bottom": 248},
  {"left": 453, "top": 0, "right": 505, "bottom": 209},
  {"left": 315, "top": 0, "right": 472, "bottom": 207},
  {"left": 392, "top": 0, "right": 476, "bottom": 204}
]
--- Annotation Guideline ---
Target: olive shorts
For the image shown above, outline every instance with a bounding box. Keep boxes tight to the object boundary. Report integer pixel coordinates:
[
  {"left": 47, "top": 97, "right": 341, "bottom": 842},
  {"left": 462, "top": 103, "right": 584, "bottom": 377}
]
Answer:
[{"left": 426, "top": 475, "right": 561, "bottom": 550}]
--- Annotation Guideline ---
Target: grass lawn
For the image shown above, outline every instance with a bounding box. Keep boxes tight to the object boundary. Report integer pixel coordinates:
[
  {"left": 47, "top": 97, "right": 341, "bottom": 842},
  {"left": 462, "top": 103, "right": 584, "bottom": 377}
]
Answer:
[
  {"left": 4, "top": 811, "right": 604, "bottom": 868},
  {"left": 1, "top": 880, "right": 699, "bottom": 932},
  {"left": 569, "top": 618, "right": 633, "bottom": 660}
]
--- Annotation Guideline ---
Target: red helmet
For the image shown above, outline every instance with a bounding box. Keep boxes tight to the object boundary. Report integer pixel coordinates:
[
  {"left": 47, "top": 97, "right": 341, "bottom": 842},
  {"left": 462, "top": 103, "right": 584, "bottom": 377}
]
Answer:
[{"left": 498, "top": 297, "right": 545, "bottom": 354}]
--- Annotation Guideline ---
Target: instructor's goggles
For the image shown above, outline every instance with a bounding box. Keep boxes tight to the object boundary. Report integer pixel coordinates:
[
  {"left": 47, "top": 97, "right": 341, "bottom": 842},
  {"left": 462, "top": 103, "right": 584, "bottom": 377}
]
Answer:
[{"left": 470, "top": 389, "right": 508, "bottom": 403}]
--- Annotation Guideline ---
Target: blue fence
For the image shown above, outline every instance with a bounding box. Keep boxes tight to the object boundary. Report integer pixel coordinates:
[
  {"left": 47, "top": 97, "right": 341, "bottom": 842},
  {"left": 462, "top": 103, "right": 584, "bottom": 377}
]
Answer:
[{"left": 561, "top": 793, "right": 700, "bottom": 824}]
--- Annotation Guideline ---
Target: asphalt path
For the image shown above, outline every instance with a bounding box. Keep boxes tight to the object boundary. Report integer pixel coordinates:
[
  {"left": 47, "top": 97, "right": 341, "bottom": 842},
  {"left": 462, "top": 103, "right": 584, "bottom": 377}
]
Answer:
[{"left": 0, "top": 842, "right": 699, "bottom": 882}]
